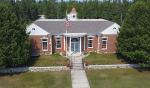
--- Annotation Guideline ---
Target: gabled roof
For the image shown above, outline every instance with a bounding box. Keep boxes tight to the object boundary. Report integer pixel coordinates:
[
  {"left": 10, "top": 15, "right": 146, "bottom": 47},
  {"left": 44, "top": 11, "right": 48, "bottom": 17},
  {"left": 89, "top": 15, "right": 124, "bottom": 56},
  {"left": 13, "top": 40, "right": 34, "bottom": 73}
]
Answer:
[{"left": 34, "top": 19, "right": 115, "bottom": 35}]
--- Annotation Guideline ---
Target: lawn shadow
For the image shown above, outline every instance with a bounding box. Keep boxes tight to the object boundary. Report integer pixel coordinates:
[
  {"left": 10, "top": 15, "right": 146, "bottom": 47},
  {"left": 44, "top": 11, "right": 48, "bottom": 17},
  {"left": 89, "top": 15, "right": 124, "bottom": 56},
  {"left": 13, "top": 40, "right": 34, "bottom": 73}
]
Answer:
[
  {"left": 134, "top": 66, "right": 150, "bottom": 73},
  {"left": 116, "top": 53, "right": 136, "bottom": 64},
  {"left": 26, "top": 56, "right": 40, "bottom": 67},
  {"left": 0, "top": 72, "right": 26, "bottom": 76},
  {"left": 116, "top": 53, "right": 150, "bottom": 72}
]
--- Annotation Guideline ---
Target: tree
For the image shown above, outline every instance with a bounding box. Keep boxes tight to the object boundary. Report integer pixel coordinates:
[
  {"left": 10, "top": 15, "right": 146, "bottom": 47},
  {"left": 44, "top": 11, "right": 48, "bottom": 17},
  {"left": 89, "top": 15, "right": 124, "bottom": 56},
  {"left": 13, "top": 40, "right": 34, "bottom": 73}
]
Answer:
[
  {"left": 117, "top": 1, "right": 150, "bottom": 66},
  {"left": 44, "top": 0, "right": 57, "bottom": 19},
  {"left": 0, "top": 3, "right": 30, "bottom": 67}
]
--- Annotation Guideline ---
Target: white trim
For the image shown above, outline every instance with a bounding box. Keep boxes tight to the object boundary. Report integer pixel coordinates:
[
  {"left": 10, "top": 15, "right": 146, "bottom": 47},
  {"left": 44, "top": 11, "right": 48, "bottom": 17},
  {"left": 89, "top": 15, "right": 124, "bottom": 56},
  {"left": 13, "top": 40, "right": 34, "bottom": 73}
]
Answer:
[
  {"left": 84, "top": 36, "right": 85, "bottom": 50},
  {"left": 101, "top": 23, "right": 120, "bottom": 35},
  {"left": 87, "top": 35, "right": 94, "bottom": 37},
  {"left": 101, "top": 37, "right": 108, "bottom": 50},
  {"left": 80, "top": 37, "right": 81, "bottom": 53},
  {"left": 26, "top": 24, "right": 49, "bottom": 35},
  {"left": 40, "top": 37, "right": 48, "bottom": 39},
  {"left": 64, "top": 36, "right": 65, "bottom": 51},
  {"left": 63, "top": 33, "right": 86, "bottom": 37},
  {"left": 37, "top": 19, "right": 108, "bottom": 22}
]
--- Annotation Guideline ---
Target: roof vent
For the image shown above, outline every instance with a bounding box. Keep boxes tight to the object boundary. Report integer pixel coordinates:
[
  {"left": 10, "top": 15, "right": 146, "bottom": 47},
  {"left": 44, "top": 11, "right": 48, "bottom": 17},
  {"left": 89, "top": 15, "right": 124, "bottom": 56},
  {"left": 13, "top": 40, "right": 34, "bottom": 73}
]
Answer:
[{"left": 32, "top": 28, "right": 35, "bottom": 30}]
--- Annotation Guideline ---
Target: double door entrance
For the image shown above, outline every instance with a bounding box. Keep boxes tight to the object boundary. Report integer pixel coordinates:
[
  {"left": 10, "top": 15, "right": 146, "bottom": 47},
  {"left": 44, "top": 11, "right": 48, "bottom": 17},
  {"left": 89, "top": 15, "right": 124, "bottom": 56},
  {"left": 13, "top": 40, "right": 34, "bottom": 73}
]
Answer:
[{"left": 71, "top": 38, "right": 80, "bottom": 53}]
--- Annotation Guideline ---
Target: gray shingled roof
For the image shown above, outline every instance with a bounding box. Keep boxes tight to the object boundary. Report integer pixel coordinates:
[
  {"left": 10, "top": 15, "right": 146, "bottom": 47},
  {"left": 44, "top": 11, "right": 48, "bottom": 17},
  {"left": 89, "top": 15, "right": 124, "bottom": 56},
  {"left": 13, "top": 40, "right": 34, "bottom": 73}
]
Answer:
[{"left": 34, "top": 20, "right": 114, "bottom": 35}]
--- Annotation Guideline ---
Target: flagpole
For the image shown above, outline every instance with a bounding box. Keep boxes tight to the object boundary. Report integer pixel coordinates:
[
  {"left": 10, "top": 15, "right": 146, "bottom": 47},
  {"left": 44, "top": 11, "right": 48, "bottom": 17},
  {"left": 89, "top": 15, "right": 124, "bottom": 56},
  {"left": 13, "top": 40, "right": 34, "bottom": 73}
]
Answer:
[
  {"left": 65, "top": 10, "right": 68, "bottom": 57},
  {"left": 66, "top": 23, "right": 67, "bottom": 57}
]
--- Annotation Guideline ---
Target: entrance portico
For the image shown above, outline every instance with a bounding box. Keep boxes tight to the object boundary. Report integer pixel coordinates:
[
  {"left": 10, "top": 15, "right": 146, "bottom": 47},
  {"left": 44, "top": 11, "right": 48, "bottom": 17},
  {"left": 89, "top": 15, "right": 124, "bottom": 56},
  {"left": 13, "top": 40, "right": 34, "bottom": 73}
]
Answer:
[{"left": 63, "top": 33, "right": 86, "bottom": 56}]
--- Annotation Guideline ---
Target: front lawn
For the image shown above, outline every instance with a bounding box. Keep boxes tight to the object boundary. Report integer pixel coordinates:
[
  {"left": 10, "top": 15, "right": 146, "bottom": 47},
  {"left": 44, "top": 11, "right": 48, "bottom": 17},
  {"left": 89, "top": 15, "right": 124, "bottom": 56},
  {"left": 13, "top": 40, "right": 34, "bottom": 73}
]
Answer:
[
  {"left": 84, "top": 53, "right": 124, "bottom": 65},
  {"left": 87, "top": 69, "right": 150, "bottom": 88},
  {"left": 28, "top": 53, "right": 69, "bottom": 66},
  {"left": 0, "top": 71, "right": 71, "bottom": 88}
]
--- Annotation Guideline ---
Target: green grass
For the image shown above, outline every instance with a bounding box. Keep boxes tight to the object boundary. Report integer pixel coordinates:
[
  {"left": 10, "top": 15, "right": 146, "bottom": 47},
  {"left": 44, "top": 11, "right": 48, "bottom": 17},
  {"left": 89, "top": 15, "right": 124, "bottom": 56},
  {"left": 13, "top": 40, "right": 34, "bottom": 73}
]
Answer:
[
  {"left": 28, "top": 54, "right": 69, "bottom": 66},
  {"left": 84, "top": 53, "right": 124, "bottom": 65},
  {"left": 0, "top": 71, "right": 71, "bottom": 88},
  {"left": 86, "top": 69, "right": 150, "bottom": 88}
]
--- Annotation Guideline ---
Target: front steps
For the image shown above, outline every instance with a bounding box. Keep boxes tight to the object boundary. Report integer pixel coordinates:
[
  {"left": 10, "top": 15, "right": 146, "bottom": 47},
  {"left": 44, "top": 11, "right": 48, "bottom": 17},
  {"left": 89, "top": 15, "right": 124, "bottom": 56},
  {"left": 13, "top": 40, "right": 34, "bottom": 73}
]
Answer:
[
  {"left": 71, "top": 58, "right": 83, "bottom": 70},
  {"left": 70, "top": 55, "right": 90, "bottom": 88}
]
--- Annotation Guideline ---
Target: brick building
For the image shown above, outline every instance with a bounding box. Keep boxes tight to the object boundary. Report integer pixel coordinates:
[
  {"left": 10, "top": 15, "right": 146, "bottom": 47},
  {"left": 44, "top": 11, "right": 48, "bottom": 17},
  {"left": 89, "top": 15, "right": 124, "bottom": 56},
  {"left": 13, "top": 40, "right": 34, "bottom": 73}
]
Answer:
[{"left": 26, "top": 8, "right": 120, "bottom": 56}]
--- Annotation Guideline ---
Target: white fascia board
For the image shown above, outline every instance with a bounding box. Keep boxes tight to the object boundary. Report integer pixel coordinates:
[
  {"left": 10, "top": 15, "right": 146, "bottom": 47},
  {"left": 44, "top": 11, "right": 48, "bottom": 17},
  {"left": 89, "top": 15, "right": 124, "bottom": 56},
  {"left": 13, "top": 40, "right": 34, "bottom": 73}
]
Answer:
[
  {"left": 26, "top": 23, "right": 50, "bottom": 36},
  {"left": 101, "top": 23, "right": 120, "bottom": 35},
  {"left": 63, "top": 33, "right": 86, "bottom": 37}
]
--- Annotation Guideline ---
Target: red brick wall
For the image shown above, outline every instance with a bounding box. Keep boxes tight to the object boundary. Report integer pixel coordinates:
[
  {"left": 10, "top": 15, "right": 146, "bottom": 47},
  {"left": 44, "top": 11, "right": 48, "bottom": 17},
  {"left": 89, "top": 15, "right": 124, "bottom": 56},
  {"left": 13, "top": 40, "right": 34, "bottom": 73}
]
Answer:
[
  {"left": 99, "top": 35, "right": 117, "bottom": 53},
  {"left": 52, "top": 35, "right": 66, "bottom": 55},
  {"left": 85, "top": 35, "right": 98, "bottom": 52},
  {"left": 84, "top": 35, "right": 117, "bottom": 53},
  {"left": 30, "top": 35, "right": 52, "bottom": 55},
  {"left": 30, "top": 34, "right": 117, "bottom": 55}
]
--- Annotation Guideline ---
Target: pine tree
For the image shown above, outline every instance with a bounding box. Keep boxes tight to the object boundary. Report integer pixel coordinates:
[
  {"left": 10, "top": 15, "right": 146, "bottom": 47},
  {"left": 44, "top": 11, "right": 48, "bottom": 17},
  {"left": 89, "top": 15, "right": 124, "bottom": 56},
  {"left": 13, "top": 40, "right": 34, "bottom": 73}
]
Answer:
[
  {"left": 117, "top": 1, "right": 150, "bottom": 66},
  {"left": 0, "top": 3, "right": 30, "bottom": 67}
]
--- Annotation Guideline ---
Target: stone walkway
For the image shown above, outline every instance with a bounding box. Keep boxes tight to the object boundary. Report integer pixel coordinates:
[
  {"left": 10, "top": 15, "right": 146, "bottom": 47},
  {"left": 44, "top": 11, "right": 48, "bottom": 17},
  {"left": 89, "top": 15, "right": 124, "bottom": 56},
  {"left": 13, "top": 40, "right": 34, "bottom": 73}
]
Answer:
[{"left": 71, "top": 55, "right": 90, "bottom": 88}]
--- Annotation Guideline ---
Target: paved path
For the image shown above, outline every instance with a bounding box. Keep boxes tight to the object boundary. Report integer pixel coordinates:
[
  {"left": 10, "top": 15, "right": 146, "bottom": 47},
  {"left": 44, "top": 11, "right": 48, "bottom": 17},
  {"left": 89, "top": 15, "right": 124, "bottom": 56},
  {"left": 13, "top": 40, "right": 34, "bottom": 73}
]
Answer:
[{"left": 71, "top": 56, "right": 90, "bottom": 88}]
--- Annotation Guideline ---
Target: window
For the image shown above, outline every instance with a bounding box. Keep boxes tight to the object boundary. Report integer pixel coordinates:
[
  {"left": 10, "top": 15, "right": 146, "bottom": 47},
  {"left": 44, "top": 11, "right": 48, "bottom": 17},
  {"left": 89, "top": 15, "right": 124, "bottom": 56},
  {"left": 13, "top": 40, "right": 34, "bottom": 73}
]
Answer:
[
  {"left": 88, "top": 36, "right": 93, "bottom": 48},
  {"left": 73, "top": 15, "right": 75, "bottom": 18},
  {"left": 101, "top": 37, "right": 107, "bottom": 49},
  {"left": 42, "top": 39, "right": 48, "bottom": 51},
  {"left": 56, "top": 37, "right": 62, "bottom": 49},
  {"left": 113, "top": 27, "right": 116, "bottom": 30},
  {"left": 32, "top": 28, "right": 35, "bottom": 30}
]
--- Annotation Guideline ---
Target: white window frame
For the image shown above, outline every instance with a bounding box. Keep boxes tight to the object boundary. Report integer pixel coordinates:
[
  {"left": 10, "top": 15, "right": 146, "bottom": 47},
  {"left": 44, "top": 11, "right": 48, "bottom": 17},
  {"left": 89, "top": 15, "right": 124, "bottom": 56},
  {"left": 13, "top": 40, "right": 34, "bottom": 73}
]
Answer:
[
  {"left": 56, "top": 36, "right": 62, "bottom": 49},
  {"left": 87, "top": 36, "right": 94, "bottom": 48},
  {"left": 101, "top": 37, "right": 108, "bottom": 50},
  {"left": 41, "top": 38, "right": 48, "bottom": 51}
]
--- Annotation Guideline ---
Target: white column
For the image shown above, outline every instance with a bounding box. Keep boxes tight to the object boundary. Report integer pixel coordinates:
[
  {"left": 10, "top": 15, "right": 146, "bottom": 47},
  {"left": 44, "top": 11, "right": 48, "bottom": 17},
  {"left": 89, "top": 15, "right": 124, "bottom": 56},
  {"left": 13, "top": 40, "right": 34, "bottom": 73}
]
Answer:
[
  {"left": 80, "top": 37, "right": 81, "bottom": 53},
  {"left": 64, "top": 36, "right": 65, "bottom": 51},
  {"left": 84, "top": 36, "right": 85, "bottom": 50},
  {"left": 70, "top": 36, "right": 71, "bottom": 54}
]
